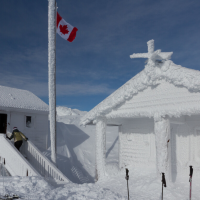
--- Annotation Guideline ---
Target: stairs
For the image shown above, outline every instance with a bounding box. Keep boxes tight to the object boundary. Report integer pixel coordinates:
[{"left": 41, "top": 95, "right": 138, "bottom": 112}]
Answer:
[
  {"left": 71, "top": 166, "right": 90, "bottom": 183},
  {"left": 0, "top": 134, "right": 70, "bottom": 182},
  {"left": 0, "top": 134, "right": 40, "bottom": 177}
]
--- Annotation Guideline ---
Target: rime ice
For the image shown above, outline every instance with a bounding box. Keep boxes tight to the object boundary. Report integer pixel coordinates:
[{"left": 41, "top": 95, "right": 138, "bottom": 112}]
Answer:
[
  {"left": 81, "top": 40, "right": 200, "bottom": 182},
  {"left": 48, "top": 0, "right": 57, "bottom": 164}
]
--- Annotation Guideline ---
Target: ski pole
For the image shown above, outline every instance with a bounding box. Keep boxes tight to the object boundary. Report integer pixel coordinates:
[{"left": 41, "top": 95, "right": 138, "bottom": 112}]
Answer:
[
  {"left": 189, "top": 166, "right": 193, "bottom": 200},
  {"left": 125, "top": 168, "right": 129, "bottom": 200},
  {"left": 3, "top": 159, "right": 5, "bottom": 198},
  {"left": 161, "top": 173, "right": 167, "bottom": 200}
]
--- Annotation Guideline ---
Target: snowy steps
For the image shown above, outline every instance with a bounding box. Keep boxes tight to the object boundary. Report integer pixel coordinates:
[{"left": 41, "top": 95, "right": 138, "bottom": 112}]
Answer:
[{"left": 71, "top": 166, "right": 90, "bottom": 183}]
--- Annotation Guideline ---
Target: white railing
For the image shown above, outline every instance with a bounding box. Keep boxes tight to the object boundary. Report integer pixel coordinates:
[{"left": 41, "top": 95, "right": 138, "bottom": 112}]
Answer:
[
  {"left": 0, "top": 134, "right": 40, "bottom": 177},
  {"left": 21, "top": 140, "right": 69, "bottom": 182}
]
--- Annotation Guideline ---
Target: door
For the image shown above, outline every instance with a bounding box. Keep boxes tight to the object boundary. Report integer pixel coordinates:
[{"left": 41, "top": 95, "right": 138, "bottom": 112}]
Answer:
[
  {"left": 170, "top": 124, "right": 190, "bottom": 181},
  {"left": 194, "top": 129, "right": 200, "bottom": 173},
  {"left": 170, "top": 123, "right": 200, "bottom": 181},
  {"left": 0, "top": 114, "right": 7, "bottom": 133}
]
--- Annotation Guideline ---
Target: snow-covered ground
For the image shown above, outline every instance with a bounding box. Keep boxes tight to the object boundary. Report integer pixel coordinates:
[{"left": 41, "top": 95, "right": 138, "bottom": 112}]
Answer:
[
  {"left": 1, "top": 106, "right": 200, "bottom": 199},
  {"left": 0, "top": 176, "right": 125, "bottom": 200},
  {"left": 99, "top": 165, "right": 200, "bottom": 200},
  {"left": 1, "top": 166, "right": 200, "bottom": 199},
  {"left": 45, "top": 106, "right": 118, "bottom": 183}
]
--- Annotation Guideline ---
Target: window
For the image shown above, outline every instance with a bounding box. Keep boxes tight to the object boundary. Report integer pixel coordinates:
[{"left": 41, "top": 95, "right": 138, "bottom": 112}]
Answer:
[{"left": 26, "top": 116, "right": 32, "bottom": 128}]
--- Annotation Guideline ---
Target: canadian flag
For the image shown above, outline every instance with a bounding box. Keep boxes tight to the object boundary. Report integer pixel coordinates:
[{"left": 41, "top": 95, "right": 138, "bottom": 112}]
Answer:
[{"left": 57, "top": 12, "right": 78, "bottom": 42}]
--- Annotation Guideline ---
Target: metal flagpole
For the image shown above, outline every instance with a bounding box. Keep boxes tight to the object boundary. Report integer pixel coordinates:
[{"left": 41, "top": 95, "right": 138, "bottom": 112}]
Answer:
[{"left": 48, "top": 0, "right": 57, "bottom": 165}]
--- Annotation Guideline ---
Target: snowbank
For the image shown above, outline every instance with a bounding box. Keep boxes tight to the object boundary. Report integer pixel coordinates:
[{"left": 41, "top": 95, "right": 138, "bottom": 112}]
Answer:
[
  {"left": 46, "top": 106, "right": 119, "bottom": 183},
  {"left": 57, "top": 106, "right": 87, "bottom": 117},
  {"left": 56, "top": 106, "right": 87, "bottom": 124},
  {"left": 98, "top": 165, "right": 200, "bottom": 200},
  {"left": 1, "top": 166, "right": 200, "bottom": 200},
  {"left": 0, "top": 177, "right": 125, "bottom": 200}
]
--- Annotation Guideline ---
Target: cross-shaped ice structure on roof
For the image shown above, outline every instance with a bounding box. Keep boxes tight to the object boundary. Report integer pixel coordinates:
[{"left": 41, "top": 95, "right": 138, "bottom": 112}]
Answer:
[{"left": 130, "top": 40, "right": 173, "bottom": 62}]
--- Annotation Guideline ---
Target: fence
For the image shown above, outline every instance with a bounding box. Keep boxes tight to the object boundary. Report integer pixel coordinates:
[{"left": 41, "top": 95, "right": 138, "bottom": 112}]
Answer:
[{"left": 21, "top": 140, "right": 69, "bottom": 182}]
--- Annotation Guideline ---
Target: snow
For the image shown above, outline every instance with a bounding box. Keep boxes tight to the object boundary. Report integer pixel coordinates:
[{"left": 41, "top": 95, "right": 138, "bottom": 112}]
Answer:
[
  {"left": 130, "top": 39, "right": 173, "bottom": 61},
  {"left": 0, "top": 177, "right": 125, "bottom": 200},
  {"left": 0, "top": 85, "right": 48, "bottom": 112},
  {"left": 56, "top": 106, "right": 87, "bottom": 124},
  {"left": 81, "top": 40, "right": 200, "bottom": 126},
  {"left": 46, "top": 107, "right": 96, "bottom": 182},
  {"left": 1, "top": 166, "right": 200, "bottom": 199},
  {"left": 57, "top": 106, "right": 87, "bottom": 117},
  {"left": 147, "top": 39, "right": 154, "bottom": 54},
  {"left": 1, "top": 106, "right": 200, "bottom": 199},
  {"left": 99, "top": 165, "right": 200, "bottom": 200},
  {"left": 154, "top": 117, "right": 170, "bottom": 177},
  {"left": 2, "top": 39, "right": 200, "bottom": 199},
  {"left": 106, "top": 80, "right": 200, "bottom": 120},
  {"left": 48, "top": 107, "right": 119, "bottom": 183}
]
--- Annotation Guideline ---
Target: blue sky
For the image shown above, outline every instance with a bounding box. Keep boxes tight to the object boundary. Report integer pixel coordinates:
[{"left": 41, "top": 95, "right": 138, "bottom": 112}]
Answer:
[{"left": 1, "top": 0, "right": 200, "bottom": 111}]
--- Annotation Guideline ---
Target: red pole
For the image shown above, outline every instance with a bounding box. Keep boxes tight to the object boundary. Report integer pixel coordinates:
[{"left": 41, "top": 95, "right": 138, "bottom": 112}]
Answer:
[{"left": 189, "top": 180, "right": 192, "bottom": 200}]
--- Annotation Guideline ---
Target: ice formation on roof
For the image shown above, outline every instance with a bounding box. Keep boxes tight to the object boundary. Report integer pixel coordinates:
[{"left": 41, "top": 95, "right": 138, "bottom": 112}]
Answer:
[
  {"left": 80, "top": 40, "right": 200, "bottom": 125},
  {"left": 0, "top": 85, "right": 49, "bottom": 112}
]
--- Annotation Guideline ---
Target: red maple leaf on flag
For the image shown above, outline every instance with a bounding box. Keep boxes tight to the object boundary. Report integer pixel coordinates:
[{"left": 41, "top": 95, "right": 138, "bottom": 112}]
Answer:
[{"left": 59, "top": 24, "right": 69, "bottom": 35}]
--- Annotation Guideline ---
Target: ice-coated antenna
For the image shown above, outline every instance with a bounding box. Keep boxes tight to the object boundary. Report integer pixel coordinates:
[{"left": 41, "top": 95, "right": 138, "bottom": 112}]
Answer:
[{"left": 130, "top": 40, "right": 173, "bottom": 62}]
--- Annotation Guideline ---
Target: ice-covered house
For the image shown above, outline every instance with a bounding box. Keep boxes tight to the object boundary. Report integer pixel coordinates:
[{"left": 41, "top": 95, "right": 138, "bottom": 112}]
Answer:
[
  {"left": 81, "top": 40, "right": 200, "bottom": 182},
  {"left": 0, "top": 85, "right": 49, "bottom": 150},
  {"left": 0, "top": 85, "right": 69, "bottom": 181}
]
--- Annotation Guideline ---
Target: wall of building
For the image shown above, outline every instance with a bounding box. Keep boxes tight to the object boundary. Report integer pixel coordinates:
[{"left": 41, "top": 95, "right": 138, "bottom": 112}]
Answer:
[
  {"left": 9, "top": 111, "right": 48, "bottom": 150},
  {"left": 119, "top": 117, "right": 156, "bottom": 169},
  {"left": 116, "top": 114, "right": 200, "bottom": 182}
]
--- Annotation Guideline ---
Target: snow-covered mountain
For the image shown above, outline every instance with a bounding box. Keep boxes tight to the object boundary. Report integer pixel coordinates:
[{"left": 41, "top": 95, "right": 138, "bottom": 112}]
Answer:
[
  {"left": 56, "top": 106, "right": 87, "bottom": 124},
  {"left": 56, "top": 106, "right": 87, "bottom": 117}
]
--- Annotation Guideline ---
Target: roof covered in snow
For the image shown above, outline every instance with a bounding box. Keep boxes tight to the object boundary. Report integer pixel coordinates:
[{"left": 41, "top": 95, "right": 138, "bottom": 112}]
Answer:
[
  {"left": 0, "top": 85, "right": 49, "bottom": 112},
  {"left": 81, "top": 40, "right": 200, "bottom": 125}
]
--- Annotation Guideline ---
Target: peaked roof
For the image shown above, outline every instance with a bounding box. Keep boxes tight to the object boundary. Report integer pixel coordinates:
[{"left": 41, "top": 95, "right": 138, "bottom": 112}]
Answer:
[
  {"left": 81, "top": 59, "right": 200, "bottom": 126},
  {"left": 0, "top": 85, "right": 49, "bottom": 112}
]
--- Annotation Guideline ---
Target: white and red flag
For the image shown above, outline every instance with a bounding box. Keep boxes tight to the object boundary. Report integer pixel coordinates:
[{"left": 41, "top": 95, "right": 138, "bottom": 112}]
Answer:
[{"left": 57, "top": 12, "right": 78, "bottom": 42}]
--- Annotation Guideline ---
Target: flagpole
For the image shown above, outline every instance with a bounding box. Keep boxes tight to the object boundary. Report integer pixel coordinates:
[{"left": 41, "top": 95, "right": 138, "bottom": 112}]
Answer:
[{"left": 48, "top": 0, "right": 57, "bottom": 164}]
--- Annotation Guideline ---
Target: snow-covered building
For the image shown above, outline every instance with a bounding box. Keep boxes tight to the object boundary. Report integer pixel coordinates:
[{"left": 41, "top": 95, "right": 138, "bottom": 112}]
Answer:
[
  {"left": 0, "top": 85, "right": 70, "bottom": 182},
  {"left": 0, "top": 85, "right": 49, "bottom": 150},
  {"left": 81, "top": 40, "right": 200, "bottom": 182}
]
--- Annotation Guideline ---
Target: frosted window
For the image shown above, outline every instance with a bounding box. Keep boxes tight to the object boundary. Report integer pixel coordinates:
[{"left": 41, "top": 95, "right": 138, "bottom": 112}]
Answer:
[{"left": 26, "top": 116, "right": 31, "bottom": 128}]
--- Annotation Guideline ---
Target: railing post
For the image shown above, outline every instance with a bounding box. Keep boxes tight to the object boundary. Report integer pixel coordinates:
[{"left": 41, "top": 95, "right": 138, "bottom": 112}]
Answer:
[{"left": 11, "top": 139, "right": 69, "bottom": 182}]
